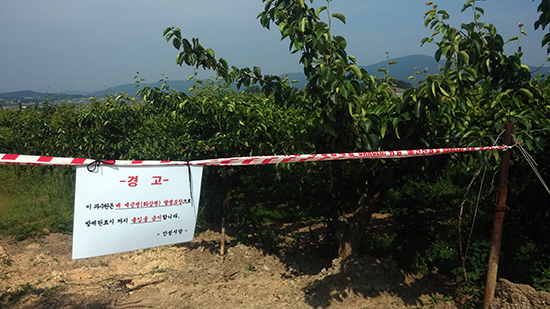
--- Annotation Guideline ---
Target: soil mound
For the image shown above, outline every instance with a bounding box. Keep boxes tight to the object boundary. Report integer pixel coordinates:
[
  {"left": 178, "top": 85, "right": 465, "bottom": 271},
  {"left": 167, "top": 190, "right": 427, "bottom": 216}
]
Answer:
[{"left": 489, "top": 278, "right": 550, "bottom": 309}]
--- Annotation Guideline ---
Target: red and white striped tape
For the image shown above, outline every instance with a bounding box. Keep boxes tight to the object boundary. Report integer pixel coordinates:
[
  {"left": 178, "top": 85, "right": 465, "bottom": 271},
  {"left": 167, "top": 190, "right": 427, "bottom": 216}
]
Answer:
[{"left": 0, "top": 144, "right": 513, "bottom": 167}]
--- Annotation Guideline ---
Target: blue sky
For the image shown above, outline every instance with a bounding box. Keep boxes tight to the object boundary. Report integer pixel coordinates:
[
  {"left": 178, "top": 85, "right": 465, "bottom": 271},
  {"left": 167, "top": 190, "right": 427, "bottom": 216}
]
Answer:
[{"left": 0, "top": 0, "right": 547, "bottom": 93}]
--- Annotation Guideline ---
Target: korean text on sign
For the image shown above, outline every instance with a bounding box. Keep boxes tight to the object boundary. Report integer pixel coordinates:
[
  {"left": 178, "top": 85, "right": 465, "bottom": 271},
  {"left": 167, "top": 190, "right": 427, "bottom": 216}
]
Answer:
[{"left": 72, "top": 165, "right": 203, "bottom": 259}]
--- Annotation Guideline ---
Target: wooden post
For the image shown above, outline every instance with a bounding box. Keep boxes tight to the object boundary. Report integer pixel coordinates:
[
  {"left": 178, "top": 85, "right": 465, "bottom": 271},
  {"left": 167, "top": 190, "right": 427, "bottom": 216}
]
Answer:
[
  {"left": 483, "top": 122, "right": 514, "bottom": 309},
  {"left": 220, "top": 169, "right": 228, "bottom": 262}
]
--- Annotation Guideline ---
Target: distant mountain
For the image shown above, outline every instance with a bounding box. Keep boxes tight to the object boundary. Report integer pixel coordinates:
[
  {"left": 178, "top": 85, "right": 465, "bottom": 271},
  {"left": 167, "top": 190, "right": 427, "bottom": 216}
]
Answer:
[
  {"left": 0, "top": 90, "right": 85, "bottom": 101},
  {"left": 274, "top": 54, "right": 441, "bottom": 88},
  {"left": 91, "top": 80, "right": 197, "bottom": 97},
  {"left": 88, "top": 56, "right": 550, "bottom": 96},
  {"left": 2, "top": 54, "right": 549, "bottom": 100},
  {"left": 94, "top": 77, "right": 307, "bottom": 97},
  {"left": 360, "top": 54, "right": 549, "bottom": 81},
  {"left": 360, "top": 54, "right": 442, "bottom": 81},
  {"left": 279, "top": 72, "right": 308, "bottom": 89}
]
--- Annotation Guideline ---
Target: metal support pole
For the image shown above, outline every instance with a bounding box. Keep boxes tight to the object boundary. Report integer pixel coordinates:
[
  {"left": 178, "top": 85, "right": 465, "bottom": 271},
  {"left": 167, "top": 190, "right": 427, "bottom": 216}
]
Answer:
[{"left": 483, "top": 122, "right": 514, "bottom": 309}]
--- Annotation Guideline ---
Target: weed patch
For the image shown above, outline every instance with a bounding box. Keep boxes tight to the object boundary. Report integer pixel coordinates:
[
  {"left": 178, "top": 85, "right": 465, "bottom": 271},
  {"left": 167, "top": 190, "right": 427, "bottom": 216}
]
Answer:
[{"left": 0, "top": 166, "right": 74, "bottom": 240}]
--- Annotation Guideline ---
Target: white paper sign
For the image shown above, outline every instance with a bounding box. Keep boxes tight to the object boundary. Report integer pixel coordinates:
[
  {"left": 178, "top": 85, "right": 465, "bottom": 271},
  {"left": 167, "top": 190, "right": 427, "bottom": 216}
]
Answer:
[{"left": 72, "top": 165, "right": 203, "bottom": 259}]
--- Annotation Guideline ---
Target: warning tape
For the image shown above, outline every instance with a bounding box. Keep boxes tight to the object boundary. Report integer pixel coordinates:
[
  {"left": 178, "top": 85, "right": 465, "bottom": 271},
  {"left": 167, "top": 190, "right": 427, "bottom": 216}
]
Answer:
[{"left": 0, "top": 144, "right": 513, "bottom": 167}]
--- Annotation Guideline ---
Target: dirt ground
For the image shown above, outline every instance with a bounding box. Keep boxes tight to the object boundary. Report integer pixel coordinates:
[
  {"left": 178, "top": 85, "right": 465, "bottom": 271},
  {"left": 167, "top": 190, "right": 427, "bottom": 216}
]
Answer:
[{"left": 0, "top": 214, "right": 458, "bottom": 309}]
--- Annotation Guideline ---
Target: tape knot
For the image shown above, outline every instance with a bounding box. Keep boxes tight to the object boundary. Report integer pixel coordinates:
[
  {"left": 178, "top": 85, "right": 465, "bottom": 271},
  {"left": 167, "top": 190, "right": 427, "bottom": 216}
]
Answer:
[{"left": 87, "top": 159, "right": 116, "bottom": 172}]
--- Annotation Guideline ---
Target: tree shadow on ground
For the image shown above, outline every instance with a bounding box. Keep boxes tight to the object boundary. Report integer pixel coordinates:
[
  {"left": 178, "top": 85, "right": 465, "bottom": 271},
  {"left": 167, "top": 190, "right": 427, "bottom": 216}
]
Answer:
[
  {"left": 191, "top": 215, "right": 456, "bottom": 308},
  {"left": 301, "top": 255, "right": 454, "bottom": 308},
  {"left": 175, "top": 220, "right": 334, "bottom": 277},
  {"left": 11, "top": 286, "right": 112, "bottom": 309}
]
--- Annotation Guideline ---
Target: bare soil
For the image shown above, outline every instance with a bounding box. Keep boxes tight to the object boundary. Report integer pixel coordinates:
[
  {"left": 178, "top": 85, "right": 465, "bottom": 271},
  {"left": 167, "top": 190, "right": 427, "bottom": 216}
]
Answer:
[{"left": 0, "top": 214, "right": 458, "bottom": 309}]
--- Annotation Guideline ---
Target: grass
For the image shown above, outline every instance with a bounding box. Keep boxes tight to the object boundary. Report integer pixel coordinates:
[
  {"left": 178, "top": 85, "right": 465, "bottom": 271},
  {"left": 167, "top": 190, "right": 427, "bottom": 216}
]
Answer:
[
  {"left": 0, "top": 165, "right": 75, "bottom": 240},
  {"left": 150, "top": 268, "right": 167, "bottom": 275},
  {"left": 91, "top": 260, "right": 109, "bottom": 267},
  {"left": 1, "top": 255, "right": 12, "bottom": 267},
  {"left": 1, "top": 283, "right": 35, "bottom": 303},
  {"left": 1, "top": 283, "right": 60, "bottom": 305}
]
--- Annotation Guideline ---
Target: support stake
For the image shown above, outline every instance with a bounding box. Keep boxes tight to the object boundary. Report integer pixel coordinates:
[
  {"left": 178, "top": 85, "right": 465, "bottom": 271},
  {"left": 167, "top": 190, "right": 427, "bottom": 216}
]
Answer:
[
  {"left": 220, "top": 169, "right": 228, "bottom": 262},
  {"left": 483, "top": 122, "right": 514, "bottom": 309}
]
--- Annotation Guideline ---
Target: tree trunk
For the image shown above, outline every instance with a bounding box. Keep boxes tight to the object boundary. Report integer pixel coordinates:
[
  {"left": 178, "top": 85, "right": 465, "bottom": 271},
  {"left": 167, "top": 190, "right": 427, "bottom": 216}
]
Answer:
[{"left": 336, "top": 185, "right": 386, "bottom": 260}]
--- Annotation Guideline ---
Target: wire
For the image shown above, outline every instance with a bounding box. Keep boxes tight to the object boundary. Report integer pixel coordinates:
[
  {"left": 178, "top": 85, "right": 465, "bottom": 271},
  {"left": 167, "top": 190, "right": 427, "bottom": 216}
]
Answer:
[{"left": 512, "top": 135, "right": 550, "bottom": 195}]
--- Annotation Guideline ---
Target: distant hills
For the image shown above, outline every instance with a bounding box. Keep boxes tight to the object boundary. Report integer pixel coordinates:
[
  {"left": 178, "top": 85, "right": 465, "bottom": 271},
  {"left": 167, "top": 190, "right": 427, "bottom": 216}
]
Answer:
[
  {"left": 2, "top": 54, "right": 548, "bottom": 102},
  {"left": 361, "top": 54, "right": 441, "bottom": 81},
  {"left": 96, "top": 80, "right": 197, "bottom": 97},
  {"left": 288, "top": 54, "right": 549, "bottom": 87},
  {"left": 101, "top": 54, "right": 441, "bottom": 94},
  {"left": 283, "top": 54, "right": 441, "bottom": 89},
  {"left": 0, "top": 90, "right": 85, "bottom": 102}
]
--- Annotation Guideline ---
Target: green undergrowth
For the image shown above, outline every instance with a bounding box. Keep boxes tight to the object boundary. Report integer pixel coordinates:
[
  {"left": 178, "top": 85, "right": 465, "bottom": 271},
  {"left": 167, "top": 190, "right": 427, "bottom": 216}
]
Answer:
[
  {"left": 0, "top": 165, "right": 74, "bottom": 240},
  {"left": 367, "top": 163, "right": 550, "bottom": 301}
]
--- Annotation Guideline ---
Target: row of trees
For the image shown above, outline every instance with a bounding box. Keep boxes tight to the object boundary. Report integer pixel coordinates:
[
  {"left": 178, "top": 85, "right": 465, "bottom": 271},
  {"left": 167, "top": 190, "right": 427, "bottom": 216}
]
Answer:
[{"left": 162, "top": 0, "right": 550, "bottom": 267}]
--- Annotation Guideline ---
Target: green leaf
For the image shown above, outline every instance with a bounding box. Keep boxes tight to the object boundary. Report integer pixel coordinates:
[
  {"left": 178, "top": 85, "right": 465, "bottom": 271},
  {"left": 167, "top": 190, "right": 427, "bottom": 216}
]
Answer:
[
  {"left": 514, "top": 114, "right": 532, "bottom": 130},
  {"left": 279, "top": 21, "right": 287, "bottom": 33},
  {"left": 219, "top": 58, "right": 228, "bottom": 69},
  {"left": 542, "top": 33, "right": 550, "bottom": 47},
  {"left": 176, "top": 52, "right": 185, "bottom": 66},
  {"left": 331, "top": 13, "right": 346, "bottom": 24},
  {"left": 461, "top": 1, "right": 472, "bottom": 12},
  {"left": 333, "top": 36, "right": 347, "bottom": 49},
  {"left": 518, "top": 88, "right": 533, "bottom": 99},
  {"left": 316, "top": 27, "right": 327, "bottom": 39},
  {"left": 506, "top": 36, "right": 519, "bottom": 43},
  {"left": 347, "top": 65, "right": 362, "bottom": 79},
  {"left": 415, "top": 101, "right": 423, "bottom": 117},
  {"left": 340, "top": 81, "right": 352, "bottom": 99},
  {"left": 182, "top": 38, "right": 192, "bottom": 50},
  {"left": 421, "top": 37, "right": 432, "bottom": 46},
  {"left": 458, "top": 51, "right": 469, "bottom": 64},
  {"left": 367, "top": 133, "right": 379, "bottom": 150},
  {"left": 321, "top": 65, "right": 332, "bottom": 81},
  {"left": 315, "top": 6, "right": 327, "bottom": 18},
  {"left": 424, "top": 15, "right": 433, "bottom": 28},
  {"left": 350, "top": 80, "right": 361, "bottom": 94},
  {"left": 435, "top": 48, "right": 442, "bottom": 62},
  {"left": 253, "top": 66, "right": 262, "bottom": 78},
  {"left": 439, "top": 85, "right": 450, "bottom": 97},
  {"left": 358, "top": 119, "right": 373, "bottom": 133},
  {"left": 294, "top": 38, "right": 305, "bottom": 51},
  {"left": 206, "top": 48, "right": 215, "bottom": 58},
  {"left": 172, "top": 39, "right": 181, "bottom": 50},
  {"left": 192, "top": 37, "right": 200, "bottom": 48}
]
